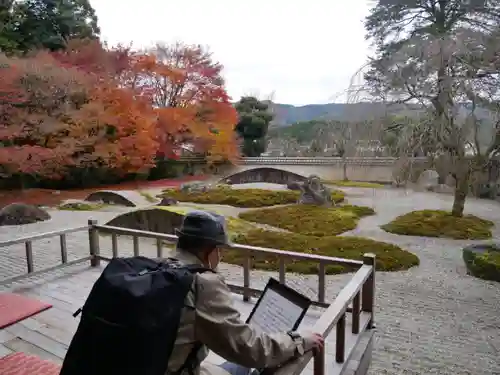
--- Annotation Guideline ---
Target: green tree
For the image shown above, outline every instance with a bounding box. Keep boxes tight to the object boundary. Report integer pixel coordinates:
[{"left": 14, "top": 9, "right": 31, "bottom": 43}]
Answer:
[
  {"left": 0, "top": 1, "right": 18, "bottom": 53},
  {"left": 1, "top": 0, "right": 100, "bottom": 54},
  {"left": 364, "top": 0, "right": 500, "bottom": 216},
  {"left": 235, "top": 96, "right": 273, "bottom": 157}
]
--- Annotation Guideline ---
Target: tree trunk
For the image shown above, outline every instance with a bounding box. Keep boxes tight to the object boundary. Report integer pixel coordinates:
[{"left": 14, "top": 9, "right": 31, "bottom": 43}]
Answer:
[
  {"left": 342, "top": 161, "right": 348, "bottom": 181},
  {"left": 451, "top": 171, "right": 469, "bottom": 217}
]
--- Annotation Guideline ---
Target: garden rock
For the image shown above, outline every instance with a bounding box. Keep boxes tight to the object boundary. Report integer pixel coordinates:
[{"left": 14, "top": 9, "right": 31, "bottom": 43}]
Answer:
[
  {"left": 0, "top": 203, "right": 51, "bottom": 226},
  {"left": 297, "top": 175, "right": 333, "bottom": 207},
  {"left": 286, "top": 181, "right": 302, "bottom": 191},
  {"left": 158, "top": 197, "right": 178, "bottom": 206},
  {"left": 180, "top": 181, "right": 211, "bottom": 193}
]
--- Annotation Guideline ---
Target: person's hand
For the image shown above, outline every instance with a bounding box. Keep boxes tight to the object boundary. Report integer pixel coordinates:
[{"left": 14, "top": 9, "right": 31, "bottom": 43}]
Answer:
[{"left": 301, "top": 332, "right": 324, "bottom": 352}]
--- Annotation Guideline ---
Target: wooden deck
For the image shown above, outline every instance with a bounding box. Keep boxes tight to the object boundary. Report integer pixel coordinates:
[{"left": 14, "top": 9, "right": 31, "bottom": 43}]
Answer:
[{"left": 0, "top": 265, "right": 372, "bottom": 375}]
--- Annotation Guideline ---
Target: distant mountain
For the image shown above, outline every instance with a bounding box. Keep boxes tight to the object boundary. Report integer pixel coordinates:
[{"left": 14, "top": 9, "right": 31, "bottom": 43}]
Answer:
[
  {"left": 266, "top": 102, "right": 494, "bottom": 128},
  {"left": 266, "top": 102, "right": 416, "bottom": 127},
  {"left": 265, "top": 102, "right": 495, "bottom": 149}
]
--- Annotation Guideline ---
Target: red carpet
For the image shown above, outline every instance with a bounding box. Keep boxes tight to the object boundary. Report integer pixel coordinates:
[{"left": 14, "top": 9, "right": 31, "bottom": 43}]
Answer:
[
  {"left": 0, "top": 353, "right": 61, "bottom": 375},
  {"left": 0, "top": 293, "right": 52, "bottom": 329}
]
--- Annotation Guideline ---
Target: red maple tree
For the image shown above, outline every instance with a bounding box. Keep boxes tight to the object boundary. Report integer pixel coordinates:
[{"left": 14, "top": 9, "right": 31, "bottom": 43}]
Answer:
[{"left": 129, "top": 42, "right": 240, "bottom": 161}]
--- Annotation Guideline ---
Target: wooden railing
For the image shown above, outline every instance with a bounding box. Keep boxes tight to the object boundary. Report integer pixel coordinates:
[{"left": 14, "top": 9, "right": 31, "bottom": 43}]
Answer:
[
  {"left": 93, "top": 223, "right": 376, "bottom": 375},
  {"left": 0, "top": 225, "right": 92, "bottom": 286},
  {"left": 0, "top": 220, "right": 376, "bottom": 375}
]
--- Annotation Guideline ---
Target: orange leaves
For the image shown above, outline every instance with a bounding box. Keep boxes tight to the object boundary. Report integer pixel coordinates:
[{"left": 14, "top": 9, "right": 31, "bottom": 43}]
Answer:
[
  {"left": 52, "top": 38, "right": 132, "bottom": 79},
  {"left": 0, "top": 45, "right": 159, "bottom": 179},
  {"left": 74, "top": 84, "right": 158, "bottom": 173},
  {"left": 126, "top": 42, "right": 239, "bottom": 161},
  {"left": 0, "top": 39, "right": 239, "bottom": 182}
]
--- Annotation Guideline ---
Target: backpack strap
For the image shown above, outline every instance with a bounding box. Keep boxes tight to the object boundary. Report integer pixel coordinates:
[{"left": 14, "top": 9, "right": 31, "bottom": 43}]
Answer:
[
  {"left": 173, "top": 342, "right": 203, "bottom": 375},
  {"left": 173, "top": 264, "right": 213, "bottom": 374}
]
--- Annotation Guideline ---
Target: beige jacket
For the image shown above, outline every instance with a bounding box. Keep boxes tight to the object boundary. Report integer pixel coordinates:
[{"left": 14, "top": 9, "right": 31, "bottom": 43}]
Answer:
[{"left": 166, "top": 249, "right": 307, "bottom": 375}]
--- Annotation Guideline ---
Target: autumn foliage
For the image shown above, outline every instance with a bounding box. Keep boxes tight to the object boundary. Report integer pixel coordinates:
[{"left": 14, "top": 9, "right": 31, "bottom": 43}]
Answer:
[
  {"left": 130, "top": 42, "right": 239, "bottom": 162},
  {"left": 0, "top": 39, "right": 239, "bottom": 185}
]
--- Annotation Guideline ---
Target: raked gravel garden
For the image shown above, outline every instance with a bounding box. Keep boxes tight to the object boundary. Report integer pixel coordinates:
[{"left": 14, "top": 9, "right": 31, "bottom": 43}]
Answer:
[{"left": 0, "top": 182, "right": 500, "bottom": 375}]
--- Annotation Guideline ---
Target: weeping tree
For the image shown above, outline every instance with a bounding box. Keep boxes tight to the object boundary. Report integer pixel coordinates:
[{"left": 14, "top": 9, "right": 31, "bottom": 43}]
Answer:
[
  {"left": 314, "top": 120, "right": 384, "bottom": 180},
  {"left": 364, "top": 0, "right": 500, "bottom": 216}
]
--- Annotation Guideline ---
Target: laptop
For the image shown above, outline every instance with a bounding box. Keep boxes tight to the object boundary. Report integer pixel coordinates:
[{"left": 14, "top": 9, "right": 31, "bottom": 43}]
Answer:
[{"left": 246, "top": 278, "right": 312, "bottom": 334}]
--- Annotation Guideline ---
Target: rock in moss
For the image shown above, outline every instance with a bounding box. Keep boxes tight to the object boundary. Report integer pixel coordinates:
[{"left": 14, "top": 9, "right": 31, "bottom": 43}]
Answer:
[
  {"left": 159, "top": 188, "right": 345, "bottom": 208},
  {"left": 0, "top": 203, "right": 51, "bottom": 225},
  {"left": 226, "top": 229, "right": 419, "bottom": 275},
  {"left": 381, "top": 209, "right": 493, "bottom": 240},
  {"left": 158, "top": 197, "right": 178, "bottom": 206},
  {"left": 239, "top": 204, "right": 375, "bottom": 236},
  {"left": 463, "top": 244, "right": 500, "bottom": 282}
]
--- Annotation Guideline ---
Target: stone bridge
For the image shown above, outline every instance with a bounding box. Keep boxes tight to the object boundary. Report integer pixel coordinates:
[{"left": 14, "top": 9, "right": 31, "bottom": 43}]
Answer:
[{"left": 216, "top": 157, "right": 430, "bottom": 183}]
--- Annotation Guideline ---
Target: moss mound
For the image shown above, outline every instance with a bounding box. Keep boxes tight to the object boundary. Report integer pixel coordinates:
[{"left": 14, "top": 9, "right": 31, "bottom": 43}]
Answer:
[
  {"left": 381, "top": 210, "right": 493, "bottom": 239},
  {"left": 323, "top": 180, "right": 385, "bottom": 188},
  {"left": 159, "top": 188, "right": 345, "bottom": 208},
  {"left": 58, "top": 201, "right": 105, "bottom": 211},
  {"left": 228, "top": 229, "right": 419, "bottom": 274},
  {"left": 463, "top": 244, "right": 500, "bottom": 282},
  {"left": 239, "top": 204, "right": 375, "bottom": 236}
]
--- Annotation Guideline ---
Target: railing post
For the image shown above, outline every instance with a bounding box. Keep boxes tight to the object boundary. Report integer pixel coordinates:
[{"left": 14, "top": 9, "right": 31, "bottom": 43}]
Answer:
[
  {"left": 335, "top": 313, "right": 346, "bottom": 363},
  {"left": 279, "top": 258, "right": 285, "bottom": 284},
  {"left": 25, "top": 241, "right": 34, "bottom": 273},
  {"left": 318, "top": 262, "right": 326, "bottom": 304},
  {"left": 313, "top": 347, "right": 325, "bottom": 375},
  {"left": 362, "top": 253, "right": 376, "bottom": 328},
  {"left": 88, "top": 219, "right": 100, "bottom": 267},
  {"left": 243, "top": 251, "right": 251, "bottom": 302},
  {"left": 352, "top": 291, "right": 360, "bottom": 334}
]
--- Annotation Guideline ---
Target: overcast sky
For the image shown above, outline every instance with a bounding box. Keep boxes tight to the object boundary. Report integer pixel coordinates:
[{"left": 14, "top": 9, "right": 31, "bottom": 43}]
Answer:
[{"left": 90, "top": 0, "right": 372, "bottom": 105}]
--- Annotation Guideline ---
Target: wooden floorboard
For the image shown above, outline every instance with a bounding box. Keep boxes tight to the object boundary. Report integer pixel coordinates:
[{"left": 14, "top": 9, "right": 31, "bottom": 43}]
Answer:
[{"left": 0, "top": 267, "right": 369, "bottom": 375}]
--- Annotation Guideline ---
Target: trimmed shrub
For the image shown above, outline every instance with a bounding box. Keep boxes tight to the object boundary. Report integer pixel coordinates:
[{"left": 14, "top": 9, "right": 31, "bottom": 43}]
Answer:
[
  {"left": 227, "top": 229, "right": 419, "bottom": 274},
  {"left": 381, "top": 210, "right": 493, "bottom": 240},
  {"left": 159, "top": 188, "right": 345, "bottom": 208},
  {"left": 239, "top": 204, "right": 375, "bottom": 236},
  {"left": 463, "top": 244, "right": 500, "bottom": 282}
]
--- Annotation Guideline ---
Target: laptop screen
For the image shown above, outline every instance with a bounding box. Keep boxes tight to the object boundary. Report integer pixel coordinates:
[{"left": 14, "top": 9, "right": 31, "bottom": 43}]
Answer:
[{"left": 246, "top": 278, "right": 311, "bottom": 334}]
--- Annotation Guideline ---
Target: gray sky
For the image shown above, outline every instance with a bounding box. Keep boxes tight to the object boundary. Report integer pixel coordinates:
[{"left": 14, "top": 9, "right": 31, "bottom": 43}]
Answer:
[{"left": 90, "top": 0, "right": 372, "bottom": 105}]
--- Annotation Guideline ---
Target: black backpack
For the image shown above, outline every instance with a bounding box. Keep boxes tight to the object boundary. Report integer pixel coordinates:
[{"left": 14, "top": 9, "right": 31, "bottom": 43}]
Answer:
[{"left": 60, "top": 256, "right": 211, "bottom": 375}]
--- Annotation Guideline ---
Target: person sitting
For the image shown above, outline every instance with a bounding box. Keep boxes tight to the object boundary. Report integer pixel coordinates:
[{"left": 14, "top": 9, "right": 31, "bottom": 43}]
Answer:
[{"left": 167, "top": 210, "right": 324, "bottom": 375}]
